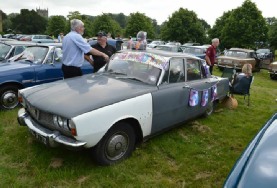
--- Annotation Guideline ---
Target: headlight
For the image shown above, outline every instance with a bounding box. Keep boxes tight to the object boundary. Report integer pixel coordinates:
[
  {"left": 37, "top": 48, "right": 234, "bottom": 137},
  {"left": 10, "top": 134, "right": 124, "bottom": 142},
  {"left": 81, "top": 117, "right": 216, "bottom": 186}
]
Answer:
[{"left": 53, "top": 115, "right": 69, "bottom": 130}]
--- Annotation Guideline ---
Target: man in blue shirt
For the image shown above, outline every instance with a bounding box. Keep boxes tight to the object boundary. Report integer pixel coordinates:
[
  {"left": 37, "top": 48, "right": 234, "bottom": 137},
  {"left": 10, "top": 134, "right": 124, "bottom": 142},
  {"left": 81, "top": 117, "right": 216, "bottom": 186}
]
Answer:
[{"left": 62, "top": 19, "right": 109, "bottom": 79}]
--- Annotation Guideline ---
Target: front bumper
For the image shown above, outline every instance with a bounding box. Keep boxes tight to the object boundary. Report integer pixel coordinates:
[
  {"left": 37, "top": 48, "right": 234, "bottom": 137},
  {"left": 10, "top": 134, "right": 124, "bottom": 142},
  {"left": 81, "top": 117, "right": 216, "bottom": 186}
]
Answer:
[
  {"left": 17, "top": 108, "right": 87, "bottom": 149},
  {"left": 268, "top": 70, "right": 277, "bottom": 75}
]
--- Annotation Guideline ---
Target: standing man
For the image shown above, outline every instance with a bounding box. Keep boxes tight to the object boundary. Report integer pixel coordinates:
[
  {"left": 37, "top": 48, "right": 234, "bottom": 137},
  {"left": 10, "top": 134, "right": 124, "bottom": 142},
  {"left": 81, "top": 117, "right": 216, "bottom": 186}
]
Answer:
[
  {"left": 62, "top": 19, "right": 109, "bottom": 79},
  {"left": 85, "top": 31, "right": 116, "bottom": 73},
  {"left": 205, "top": 38, "right": 220, "bottom": 75}
]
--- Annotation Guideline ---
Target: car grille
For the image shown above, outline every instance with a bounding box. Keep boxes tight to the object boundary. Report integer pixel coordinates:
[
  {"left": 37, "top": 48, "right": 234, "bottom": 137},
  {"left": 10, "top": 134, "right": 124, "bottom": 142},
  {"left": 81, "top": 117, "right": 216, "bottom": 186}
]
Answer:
[{"left": 25, "top": 101, "right": 72, "bottom": 136}]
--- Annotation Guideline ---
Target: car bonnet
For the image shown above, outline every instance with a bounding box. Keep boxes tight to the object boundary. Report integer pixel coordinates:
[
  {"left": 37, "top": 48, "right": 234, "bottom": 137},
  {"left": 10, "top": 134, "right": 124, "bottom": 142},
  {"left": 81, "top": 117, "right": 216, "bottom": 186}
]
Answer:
[{"left": 20, "top": 74, "right": 157, "bottom": 118}]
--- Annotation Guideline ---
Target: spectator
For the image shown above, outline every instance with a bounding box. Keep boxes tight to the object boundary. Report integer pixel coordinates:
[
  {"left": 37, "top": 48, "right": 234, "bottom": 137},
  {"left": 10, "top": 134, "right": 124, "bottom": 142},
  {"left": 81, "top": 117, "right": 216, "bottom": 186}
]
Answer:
[
  {"left": 85, "top": 31, "right": 116, "bottom": 73},
  {"left": 58, "top": 32, "right": 64, "bottom": 43},
  {"left": 205, "top": 38, "right": 220, "bottom": 75},
  {"left": 127, "top": 36, "right": 133, "bottom": 49},
  {"left": 62, "top": 19, "right": 109, "bottom": 79},
  {"left": 230, "top": 63, "right": 253, "bottom": 93}
]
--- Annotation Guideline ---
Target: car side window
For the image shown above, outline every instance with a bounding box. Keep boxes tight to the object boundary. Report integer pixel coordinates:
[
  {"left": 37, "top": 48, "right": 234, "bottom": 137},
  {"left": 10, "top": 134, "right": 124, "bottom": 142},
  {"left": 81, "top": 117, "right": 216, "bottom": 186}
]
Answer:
[
  {"left": 14, "top": 46, "right": 25, "bottom": 56},
  {"left": 168, "top": 58, "right": 185, "bottom": 83},
  {"left": 186, "top": 58, "right": 202, "bottom": 81}
]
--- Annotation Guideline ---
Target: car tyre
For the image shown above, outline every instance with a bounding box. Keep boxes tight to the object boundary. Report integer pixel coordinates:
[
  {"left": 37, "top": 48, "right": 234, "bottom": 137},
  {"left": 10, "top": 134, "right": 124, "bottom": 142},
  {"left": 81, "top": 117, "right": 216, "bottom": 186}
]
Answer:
[
  {"left": 92, "top": 122, "right": 136, "bottom": 166},
  {"left": 0, "top": 85, "right": 19, "bottom": 110},
  {"left": 270, "top": 74, "right": 277, "bottom": 80}
]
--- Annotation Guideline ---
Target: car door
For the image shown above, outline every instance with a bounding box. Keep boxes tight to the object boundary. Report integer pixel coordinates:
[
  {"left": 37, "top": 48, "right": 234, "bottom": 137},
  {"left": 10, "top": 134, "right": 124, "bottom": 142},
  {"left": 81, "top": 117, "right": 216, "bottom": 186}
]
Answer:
[
  {"left": 151, "top": 57, "right": 217, "bottom": 134},
  {"left": 34, "top": 47, "right": 64, "bottom": 84}
]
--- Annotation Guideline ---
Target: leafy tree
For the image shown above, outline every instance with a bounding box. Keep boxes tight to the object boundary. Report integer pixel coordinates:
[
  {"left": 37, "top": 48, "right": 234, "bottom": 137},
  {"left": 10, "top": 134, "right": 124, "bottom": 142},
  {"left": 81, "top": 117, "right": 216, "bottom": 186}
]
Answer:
[
  {"left": 108, "top": 13, "right": 127, "bottom": 28},
  {"left": 160, "top": 8, "right": 206, "bottom": 44},
  {"left": 11, "top": 9, "right": 47, "bottom": 34},
  {"left": 221, "top": 0, "right": 268, "bottom": 49},
  {"left": 91, "top": 14, "right": 122, "bottom": 38},
  {"left": 125, "top": 12, "right": 155, "bottom": 39},
  {"left": 267, "top": 17, "right": 277, "bottom": 50},
  {"left": 46, "top": 15, "right": 66, "bottom": 38},
  {"left": 208, "top": 10, "right": 233, "bottom": 49}
]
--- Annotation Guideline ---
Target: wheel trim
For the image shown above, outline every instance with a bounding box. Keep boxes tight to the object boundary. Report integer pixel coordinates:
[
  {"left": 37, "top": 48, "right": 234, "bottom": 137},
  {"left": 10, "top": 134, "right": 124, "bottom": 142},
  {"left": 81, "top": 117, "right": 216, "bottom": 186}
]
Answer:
[
  {"left": 1, "top": 90, "right": 18, "bottom": 109},
  {"left": 105, "top": 132, "right": 129, "bottom": 161}
]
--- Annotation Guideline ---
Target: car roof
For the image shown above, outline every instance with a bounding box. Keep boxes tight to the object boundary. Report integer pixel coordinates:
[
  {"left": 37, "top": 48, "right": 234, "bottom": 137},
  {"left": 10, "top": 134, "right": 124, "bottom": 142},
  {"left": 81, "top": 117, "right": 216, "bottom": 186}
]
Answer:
[
  {"left": 0, "top": 41, "right": 36, "bottom": 46},
  {"left": 120, "top": 49, "right": 201, "bottom": 60},
  {"left": 229, "top": 48, "right": 254, "bottom": 52}
]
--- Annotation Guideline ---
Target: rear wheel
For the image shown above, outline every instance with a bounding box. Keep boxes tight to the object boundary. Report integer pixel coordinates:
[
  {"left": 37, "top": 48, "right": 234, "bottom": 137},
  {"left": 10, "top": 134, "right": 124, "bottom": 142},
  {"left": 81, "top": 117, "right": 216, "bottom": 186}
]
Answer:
[
  {"left": 270, "top": 74, "right": 277, "bottom": 80},
  {"left": 92, "top": 122, "right": 136, "bottom": 166},
  {"left": 203, "top": 101, "right": 216, "bottom": 117},
  {"left": 0, "top": 85, "right": 19, "bottom": 110}
]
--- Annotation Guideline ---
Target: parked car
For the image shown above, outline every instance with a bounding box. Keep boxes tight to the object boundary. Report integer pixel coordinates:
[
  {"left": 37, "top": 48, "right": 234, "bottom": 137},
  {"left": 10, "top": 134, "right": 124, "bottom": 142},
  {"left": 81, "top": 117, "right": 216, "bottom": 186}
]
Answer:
[
  {"left": 223, "top": 113, "right": 277, "bottom": 188},
  {"left": 0, "top": 41, "right": 35, "bottom": 63},
  {"left": 88, "top": 38, "right": 123, "bottom": 51},
  {"left": 216, "top": 48, "right": 261, "bottom": 72},
  {"left": 268, "top": 61, "right": 277, "bottom": 80},
  {"left": 17, "top": 49, "right": 229, "bottom": 165},
  {"left": 147, "top": 40, "right": 165, "bottom": 48},
  {"left": 0, "top": 44, "right": 93, "bottom": 110},
  {"left": 155, "top": 44, "right": 183, "bottom": 52},
  {"left": 181, "top": 45, "right": 209, "bottom": 59},
  {"left": 182, "top": 42, "right": 200, "bottom": 46},
  {"left": 20, "top": 35, "right": 55, "bottom": 43},
  {"left": 256, "top": 48, "right": 274, "bottom": 69}
]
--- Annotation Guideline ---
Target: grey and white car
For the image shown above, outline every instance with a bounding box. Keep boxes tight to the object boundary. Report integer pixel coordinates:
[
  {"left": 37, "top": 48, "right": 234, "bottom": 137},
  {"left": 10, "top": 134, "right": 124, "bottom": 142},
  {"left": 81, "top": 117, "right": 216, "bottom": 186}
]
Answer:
[{"left": 18, "top": 49, "right": 229, "bottom": 165}]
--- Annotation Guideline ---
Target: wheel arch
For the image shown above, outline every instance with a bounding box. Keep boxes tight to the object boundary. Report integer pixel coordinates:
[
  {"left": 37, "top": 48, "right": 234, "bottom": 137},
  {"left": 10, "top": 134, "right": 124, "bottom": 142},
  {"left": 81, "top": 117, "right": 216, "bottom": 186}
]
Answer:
[
  {"left": 0, "top": 81, "right": 24, "bottom": 90},
  {"left": 109, "top": 117, "right": 143, "bottom": 146}
]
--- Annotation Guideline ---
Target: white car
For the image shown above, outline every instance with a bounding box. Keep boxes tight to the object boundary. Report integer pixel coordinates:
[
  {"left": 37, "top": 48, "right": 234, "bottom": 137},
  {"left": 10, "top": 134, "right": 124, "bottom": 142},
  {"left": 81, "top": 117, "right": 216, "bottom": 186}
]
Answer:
[
  {"left": 17, "top": 50, "right": 229, "bottom": 165},
  {"left": 147, "top": 41, "right": 165, "bottom": 48}
]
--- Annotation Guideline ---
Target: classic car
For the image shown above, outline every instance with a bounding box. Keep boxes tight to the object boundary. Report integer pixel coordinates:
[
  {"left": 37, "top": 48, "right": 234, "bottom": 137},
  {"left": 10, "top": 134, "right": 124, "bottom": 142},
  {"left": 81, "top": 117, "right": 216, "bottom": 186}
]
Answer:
[
  {"left": 217, "top": 48, "right": 261, "bottom": 72},
  {"left": 223, "top": 113, "right": 277, "bottom": 188},
  {"left": 268, "top": 61, "right": 277, "bottom": 80},
  {"left": 17, "top": 49, "right": 229, "bottom": 165},
  {"left": 0, "top": 44, "right": 93, "bottom": 110},
  {"left": 0, "top": 40, "right": 35, "bottom": 62},
  {"left": 181, "top": 45, "right": 209, "bottom": 59},
  {"left": 256, "top": 48, "right": 274, "bottom": 69},
  {"left": 20, "top": 35, "right": 55, "bottom": 43},
  {"left": 147, "top": 40, "right": 165, "bottom": 48},
  {"left": 155, "top": 44, "right": 183, "bottom": 53}
]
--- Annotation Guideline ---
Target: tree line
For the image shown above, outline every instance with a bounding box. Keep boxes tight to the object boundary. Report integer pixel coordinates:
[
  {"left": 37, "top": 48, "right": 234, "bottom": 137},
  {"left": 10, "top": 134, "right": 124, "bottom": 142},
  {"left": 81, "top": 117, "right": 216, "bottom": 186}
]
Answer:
[{"left": 1, "top": 0, "right": 276, "bottom": 51}]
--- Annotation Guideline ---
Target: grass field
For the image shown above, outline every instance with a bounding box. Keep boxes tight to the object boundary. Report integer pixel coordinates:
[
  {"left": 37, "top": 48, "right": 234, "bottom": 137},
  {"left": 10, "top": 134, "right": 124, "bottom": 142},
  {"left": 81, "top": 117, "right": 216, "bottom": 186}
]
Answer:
[{"left": 0, "top": 68, "right": 276, "bottom": 187}]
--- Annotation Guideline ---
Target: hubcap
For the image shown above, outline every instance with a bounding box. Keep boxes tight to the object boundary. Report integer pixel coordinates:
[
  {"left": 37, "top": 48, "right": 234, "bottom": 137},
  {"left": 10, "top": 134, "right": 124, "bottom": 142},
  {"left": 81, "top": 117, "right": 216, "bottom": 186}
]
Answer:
[
  {"left": 2, "top": 90, "right": 18, "bottom": 109},
  {"left": 105, "top": 133, "right": 129, "bottom": 161}
]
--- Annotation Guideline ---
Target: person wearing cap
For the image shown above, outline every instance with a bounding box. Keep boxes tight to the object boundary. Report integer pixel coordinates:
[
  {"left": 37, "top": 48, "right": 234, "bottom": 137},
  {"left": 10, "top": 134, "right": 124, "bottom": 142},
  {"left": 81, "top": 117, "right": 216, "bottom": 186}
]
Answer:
[
  {"left": 62, "top": 19, "right": 109, "bottom": 79},
  {"left": 86, "top": 31, "right": 116, "bottom": 73}
]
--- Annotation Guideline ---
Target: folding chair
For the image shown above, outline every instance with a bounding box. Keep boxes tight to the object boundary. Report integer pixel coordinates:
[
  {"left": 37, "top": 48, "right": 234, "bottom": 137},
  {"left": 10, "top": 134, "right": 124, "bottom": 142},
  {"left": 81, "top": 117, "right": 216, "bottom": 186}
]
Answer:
[
  {"left": 221, "top": 67, "right": 236, "bottom": 82},
  {"left": 230, "top": 75, "right": 253, "bottom": 106}
]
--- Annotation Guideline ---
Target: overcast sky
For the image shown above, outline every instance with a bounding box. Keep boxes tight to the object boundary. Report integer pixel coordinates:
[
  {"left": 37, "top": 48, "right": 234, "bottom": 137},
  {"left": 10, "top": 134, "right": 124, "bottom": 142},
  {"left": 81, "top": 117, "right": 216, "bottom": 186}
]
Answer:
[{"left": 1, "top": 0, "right": 276, "bottom": 26}]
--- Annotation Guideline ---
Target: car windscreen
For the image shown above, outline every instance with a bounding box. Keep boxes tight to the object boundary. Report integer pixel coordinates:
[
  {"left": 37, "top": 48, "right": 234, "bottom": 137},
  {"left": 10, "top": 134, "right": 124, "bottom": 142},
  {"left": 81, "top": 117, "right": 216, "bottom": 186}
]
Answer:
[
  {"left": 225, "top": 50, "right": 248, "bottom": 58},
  {"left": 106, "top": 58, "right": 161, "bottom": 85},
  {"left": 11, "top": 46, "right": 49, "bottom": 64},
  {"left": 0, "top": 43, "right": 12, "bottom": 61}
]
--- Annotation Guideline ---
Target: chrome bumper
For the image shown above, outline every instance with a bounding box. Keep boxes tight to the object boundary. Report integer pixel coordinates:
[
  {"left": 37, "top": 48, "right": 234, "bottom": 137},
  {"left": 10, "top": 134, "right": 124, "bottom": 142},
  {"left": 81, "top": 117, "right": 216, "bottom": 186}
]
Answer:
[{"left": 17, "top": 108, "right": 87, "bottom": 148}]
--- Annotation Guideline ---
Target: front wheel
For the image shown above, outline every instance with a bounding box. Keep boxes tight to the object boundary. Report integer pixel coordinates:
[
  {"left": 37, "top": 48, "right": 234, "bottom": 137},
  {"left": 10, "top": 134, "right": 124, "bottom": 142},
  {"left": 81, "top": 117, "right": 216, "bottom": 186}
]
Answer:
[
  {"left": 0, "top": 85, "right": 20, "bottom": 110},
  {"left": 92, "top": 122, "right": 136, "bottom": 166}
]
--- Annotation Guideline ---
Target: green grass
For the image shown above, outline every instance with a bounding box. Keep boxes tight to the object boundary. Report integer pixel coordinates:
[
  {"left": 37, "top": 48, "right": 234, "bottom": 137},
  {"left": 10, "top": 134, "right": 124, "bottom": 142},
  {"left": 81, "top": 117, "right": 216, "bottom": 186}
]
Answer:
[{"left": 0, "top": 68, "right": 276, "bottom": 187}]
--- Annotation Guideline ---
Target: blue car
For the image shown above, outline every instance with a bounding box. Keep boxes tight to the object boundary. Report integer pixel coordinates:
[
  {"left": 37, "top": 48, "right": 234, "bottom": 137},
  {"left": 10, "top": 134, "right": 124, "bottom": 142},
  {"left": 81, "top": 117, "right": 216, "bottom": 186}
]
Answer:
[
  {"left": 0, "top": 44, "right": 93, "bottom": 110},
  {"left": 181, "top": 45, "right": 209, "bottom": 59},
  {"left": 224, "top": 113, "right": 277, "bottom": 188}
]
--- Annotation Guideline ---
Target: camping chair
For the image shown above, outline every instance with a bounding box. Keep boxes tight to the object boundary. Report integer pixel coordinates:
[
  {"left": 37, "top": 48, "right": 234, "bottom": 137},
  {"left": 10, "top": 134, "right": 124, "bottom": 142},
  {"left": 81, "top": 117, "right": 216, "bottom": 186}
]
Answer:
[
  {"left": 221, "top": 67, "right": 236, "bottom": 82},
  {"left": 230, "top": 75, "right": 253, "bottom": 106}
]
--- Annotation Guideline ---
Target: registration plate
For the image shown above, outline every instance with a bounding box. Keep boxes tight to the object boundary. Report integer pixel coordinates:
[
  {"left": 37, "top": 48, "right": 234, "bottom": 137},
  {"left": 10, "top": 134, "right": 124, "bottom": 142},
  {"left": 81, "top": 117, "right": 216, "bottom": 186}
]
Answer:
[{"left": 30, "top": 129, "right": 48, "bottom": 145}]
